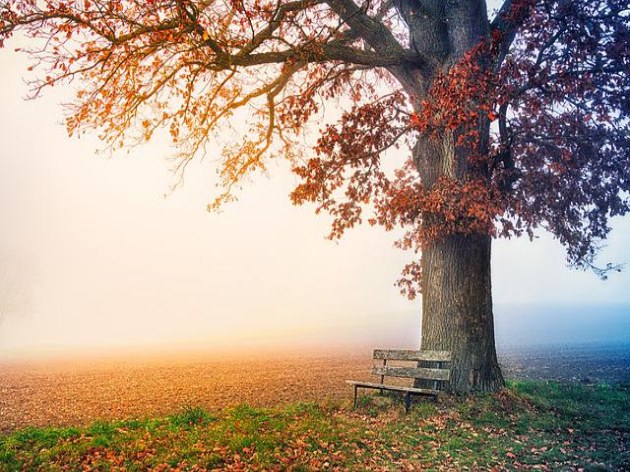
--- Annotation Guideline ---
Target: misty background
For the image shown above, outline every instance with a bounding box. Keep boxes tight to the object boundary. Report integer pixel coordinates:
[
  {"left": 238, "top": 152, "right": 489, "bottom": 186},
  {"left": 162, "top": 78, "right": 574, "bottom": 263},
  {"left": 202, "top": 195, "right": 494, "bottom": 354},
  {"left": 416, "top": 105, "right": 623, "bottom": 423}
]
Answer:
[{"left": 1, "top": 30, "right": 629, "bottom": 361}]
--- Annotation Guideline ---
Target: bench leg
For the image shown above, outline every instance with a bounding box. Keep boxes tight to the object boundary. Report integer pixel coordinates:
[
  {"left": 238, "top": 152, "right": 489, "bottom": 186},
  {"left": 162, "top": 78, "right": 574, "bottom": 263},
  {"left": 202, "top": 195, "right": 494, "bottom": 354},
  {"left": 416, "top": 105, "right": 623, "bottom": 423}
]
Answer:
[
  {"left": 353, "top": 385, "right": 358, "bottom": 409},
  {"left": 434, "top": 361, "right": 442, "bottom": 391},
  {"left": 404, "top": 393, "right": 411, "bottom": 414}
]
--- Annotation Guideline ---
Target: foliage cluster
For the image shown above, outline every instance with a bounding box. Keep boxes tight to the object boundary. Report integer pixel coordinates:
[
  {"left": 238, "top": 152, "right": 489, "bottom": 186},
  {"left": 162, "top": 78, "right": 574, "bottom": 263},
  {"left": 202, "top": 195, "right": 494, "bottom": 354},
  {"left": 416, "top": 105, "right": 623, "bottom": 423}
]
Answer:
[{"left": 1, "top": 1, "right": 628, "bottom": 295}]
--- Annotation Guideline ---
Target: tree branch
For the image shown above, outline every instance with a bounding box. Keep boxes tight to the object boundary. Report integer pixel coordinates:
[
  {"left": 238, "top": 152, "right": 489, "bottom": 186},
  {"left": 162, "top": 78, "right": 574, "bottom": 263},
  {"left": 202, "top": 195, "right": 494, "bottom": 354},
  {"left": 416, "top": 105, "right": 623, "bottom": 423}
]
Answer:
[
  {"left": 231, "top": 42, "right": 423, "bottom": 67},
  {"left": 491, "top": 0, "right": 535, "bottom": 69},
  {"left": 325, "top": 0, "right": 413, "bottom": 59}
]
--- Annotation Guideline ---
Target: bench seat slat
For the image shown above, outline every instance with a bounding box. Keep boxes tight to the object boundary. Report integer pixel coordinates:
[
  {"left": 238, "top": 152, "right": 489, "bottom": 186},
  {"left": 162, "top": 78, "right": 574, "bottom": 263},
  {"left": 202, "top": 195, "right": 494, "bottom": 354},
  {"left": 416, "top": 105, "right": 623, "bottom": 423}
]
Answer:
[
  {"left": 345, "top": 380, "right": 441, "bottom": 396},
  {"left": 373, "top": 349, "right": 451, "bottom": 362},
  {"left": 371, "top": 365, "right": 450, "bottom": 381}
]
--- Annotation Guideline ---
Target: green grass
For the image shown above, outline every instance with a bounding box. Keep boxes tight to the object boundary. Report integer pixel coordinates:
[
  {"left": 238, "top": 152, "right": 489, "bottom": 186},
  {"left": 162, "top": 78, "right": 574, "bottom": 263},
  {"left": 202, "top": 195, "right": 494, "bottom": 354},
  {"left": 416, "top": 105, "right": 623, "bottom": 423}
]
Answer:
[
  {"left": 1, "top": 381, "right": 628, "bottom": 471},
  {"left": 168, "top": 405, "right": 217, "bottom": 429}
]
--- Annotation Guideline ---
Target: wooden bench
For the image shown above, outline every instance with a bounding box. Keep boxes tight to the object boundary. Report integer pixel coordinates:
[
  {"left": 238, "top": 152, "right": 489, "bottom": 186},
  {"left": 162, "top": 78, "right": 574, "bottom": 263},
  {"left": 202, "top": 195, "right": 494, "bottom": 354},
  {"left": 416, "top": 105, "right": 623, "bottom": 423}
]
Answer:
[{"left": 346, "top": 349, "right": 452, "bottom": 413}]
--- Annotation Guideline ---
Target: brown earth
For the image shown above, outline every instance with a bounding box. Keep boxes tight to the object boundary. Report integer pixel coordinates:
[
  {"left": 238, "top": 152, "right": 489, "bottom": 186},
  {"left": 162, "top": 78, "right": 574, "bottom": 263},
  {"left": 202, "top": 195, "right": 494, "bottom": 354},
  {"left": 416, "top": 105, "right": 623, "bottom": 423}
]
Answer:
[
  {"left": 2, "top": 344, "right": 628, "bottom": 432},
  {"left": 0, "top": 351, "right": 373, "bottom": 432}
]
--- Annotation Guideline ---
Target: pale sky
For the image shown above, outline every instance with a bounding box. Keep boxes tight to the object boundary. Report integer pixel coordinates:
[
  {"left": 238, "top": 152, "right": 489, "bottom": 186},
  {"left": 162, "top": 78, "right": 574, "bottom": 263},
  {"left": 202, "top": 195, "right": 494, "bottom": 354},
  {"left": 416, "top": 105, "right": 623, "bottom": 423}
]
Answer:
[{"left": 1, "top": 11, "right": 629, "bottom": 358}]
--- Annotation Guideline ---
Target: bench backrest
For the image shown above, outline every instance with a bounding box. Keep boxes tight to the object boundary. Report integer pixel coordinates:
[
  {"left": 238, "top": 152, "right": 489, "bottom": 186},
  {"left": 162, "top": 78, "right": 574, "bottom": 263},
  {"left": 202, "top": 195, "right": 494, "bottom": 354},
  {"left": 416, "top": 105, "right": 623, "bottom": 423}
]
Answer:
[{"left": 371, "top": 349, "right": 451, "bottom": 384}]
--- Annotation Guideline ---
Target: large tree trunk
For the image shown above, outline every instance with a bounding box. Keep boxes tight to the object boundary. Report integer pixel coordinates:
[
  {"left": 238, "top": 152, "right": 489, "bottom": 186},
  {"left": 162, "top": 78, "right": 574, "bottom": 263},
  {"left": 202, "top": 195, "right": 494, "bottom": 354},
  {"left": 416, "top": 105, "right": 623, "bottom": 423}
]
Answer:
[
  {"left": 411, "top": 127, "right": 505, "bottom": 394},
  {"left": 395, "top": 0, "right": 505, "bottom": 393},
  {"left": 421, "top": 234, "right": 504, "bottom": 393}
]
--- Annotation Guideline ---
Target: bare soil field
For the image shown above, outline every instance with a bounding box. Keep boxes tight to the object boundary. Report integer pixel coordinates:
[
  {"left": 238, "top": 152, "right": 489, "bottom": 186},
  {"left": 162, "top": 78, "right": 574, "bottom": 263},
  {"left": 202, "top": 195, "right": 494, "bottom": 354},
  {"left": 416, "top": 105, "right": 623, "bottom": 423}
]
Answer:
[
  {"left": 498, "top": 343, "right": 630, "bottom": 384},
  {"left": 0, "top": 351, "right": 372, "bottom": 432},
  {"left": 2, "top": 344, "right": 628, "bottom": 433}
]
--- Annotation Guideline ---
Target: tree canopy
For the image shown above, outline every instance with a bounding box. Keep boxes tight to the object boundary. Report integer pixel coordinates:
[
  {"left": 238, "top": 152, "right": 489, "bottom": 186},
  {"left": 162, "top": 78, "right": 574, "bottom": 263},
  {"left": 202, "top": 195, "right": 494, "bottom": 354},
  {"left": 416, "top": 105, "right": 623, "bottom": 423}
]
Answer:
[{"left": 1, "top": 0, "right": 628, "bottom": 298}]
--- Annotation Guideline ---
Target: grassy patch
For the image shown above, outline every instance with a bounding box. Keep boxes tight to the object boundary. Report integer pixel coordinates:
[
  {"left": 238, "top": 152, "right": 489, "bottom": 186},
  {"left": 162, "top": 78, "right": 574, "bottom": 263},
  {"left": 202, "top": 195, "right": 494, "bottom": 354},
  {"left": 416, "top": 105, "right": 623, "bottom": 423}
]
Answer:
[
  {"left": 168, "top": 405, "right": 217, "bottom": 429},
  {"left": 1, "top": 381, "right": 628, "bottom": 471}
]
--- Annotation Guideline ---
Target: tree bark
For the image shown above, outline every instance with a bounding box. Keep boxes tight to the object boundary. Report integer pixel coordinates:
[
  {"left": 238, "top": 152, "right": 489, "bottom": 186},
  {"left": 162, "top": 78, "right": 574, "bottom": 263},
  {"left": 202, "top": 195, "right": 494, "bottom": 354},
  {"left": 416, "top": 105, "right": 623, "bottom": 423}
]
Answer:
[
  {"left": 410, "top": 111, "right": 505, "bottom": 394},
  {"left": 394, "top": 0, "right": 504, "bottom": 394},
  {"left": 420, "top": 233, "right": 504, "bottom": 393},
  {"left": 410, "top": 122, "right": 505, "bottom": 393}
]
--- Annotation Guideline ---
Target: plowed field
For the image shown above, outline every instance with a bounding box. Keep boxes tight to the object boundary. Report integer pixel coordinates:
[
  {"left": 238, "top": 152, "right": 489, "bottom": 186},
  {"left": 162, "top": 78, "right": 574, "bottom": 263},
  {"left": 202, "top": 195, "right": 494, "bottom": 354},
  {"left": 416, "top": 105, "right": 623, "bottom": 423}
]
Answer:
[
  {"left": 2, "top": 344, "right": 628, "bottom": 432},
  {"left": 0, "top": 351, "right": 372, "bottom": 432}
]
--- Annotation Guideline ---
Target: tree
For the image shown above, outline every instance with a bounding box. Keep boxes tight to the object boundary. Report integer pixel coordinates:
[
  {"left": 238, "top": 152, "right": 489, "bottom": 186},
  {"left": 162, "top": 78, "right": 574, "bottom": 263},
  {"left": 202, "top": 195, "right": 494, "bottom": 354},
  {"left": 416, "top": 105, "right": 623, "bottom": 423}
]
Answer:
[{"left": 1, "top": 0, "right": 628, "bottom": 392}]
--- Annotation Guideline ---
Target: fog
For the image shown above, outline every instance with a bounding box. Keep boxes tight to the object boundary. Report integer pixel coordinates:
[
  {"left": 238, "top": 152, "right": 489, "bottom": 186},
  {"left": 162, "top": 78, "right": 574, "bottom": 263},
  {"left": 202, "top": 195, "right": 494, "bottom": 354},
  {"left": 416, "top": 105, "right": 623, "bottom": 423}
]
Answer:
[{"left": 1, "top": 18, "right": 630, "bottom": 361}]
